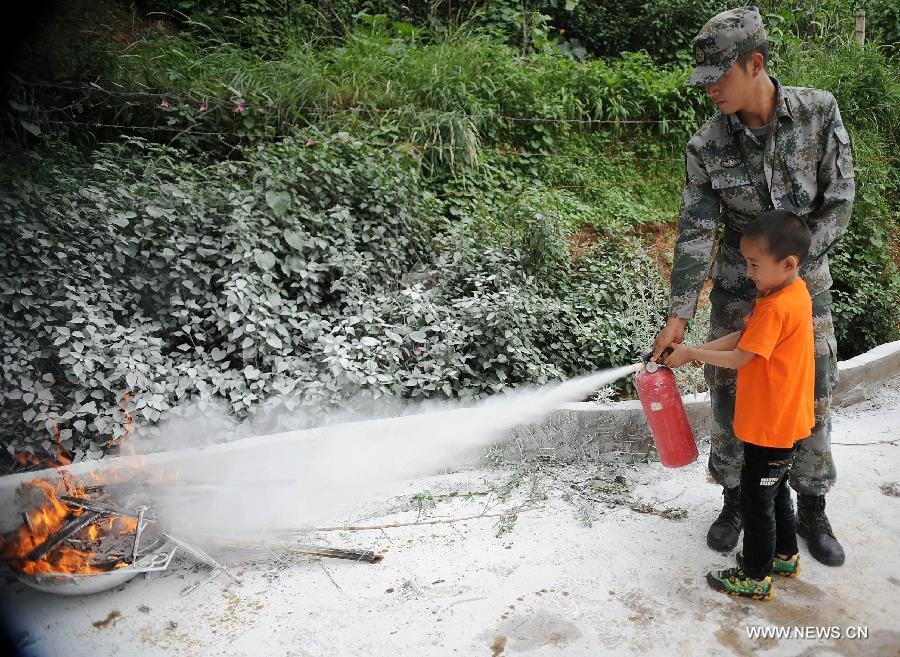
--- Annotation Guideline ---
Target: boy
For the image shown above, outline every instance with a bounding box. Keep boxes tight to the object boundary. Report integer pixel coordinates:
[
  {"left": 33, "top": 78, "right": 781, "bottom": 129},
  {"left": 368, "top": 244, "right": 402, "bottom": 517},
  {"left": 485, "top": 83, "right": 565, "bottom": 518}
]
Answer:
[{"left": 661, "top": 209, "right": 815, "bottom": 600}]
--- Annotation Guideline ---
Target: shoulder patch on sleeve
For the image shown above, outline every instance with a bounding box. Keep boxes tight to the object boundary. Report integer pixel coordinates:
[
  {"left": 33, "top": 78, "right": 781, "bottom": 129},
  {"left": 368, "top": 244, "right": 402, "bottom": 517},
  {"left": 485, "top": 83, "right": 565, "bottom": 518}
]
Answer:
[{"left": 834, "top": 126, "right": 851, "bottom": 145}]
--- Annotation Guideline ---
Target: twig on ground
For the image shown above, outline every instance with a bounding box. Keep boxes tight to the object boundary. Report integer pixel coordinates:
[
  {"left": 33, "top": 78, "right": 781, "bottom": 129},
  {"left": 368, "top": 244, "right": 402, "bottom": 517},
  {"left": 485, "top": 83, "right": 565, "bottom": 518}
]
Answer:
[
  {"left": 164, "top": 533, "right": 242, "bottom": 587},
  {"left": 180, "top": 569, "right": 223, "bottom": 597},
  {"left": 657, "top": 488, "right": 687, "bottom": 505},
  {"left": 833, "top": 438, "right": 899, "bottom": 446},
  {"left": 313, "top": 506, "right": 542, "bottom": 532},
  {"left": 318, "top": 560, "right": 343, "bottom": 592},
  {"left": 542, "top": 466, "right": 686, "bottom": 520},
  {"left": 199, "top": 537, "right": 382, "bottom": 563},
  {"left": 447, "top": 596, "right": 488, "bottom": 608}
]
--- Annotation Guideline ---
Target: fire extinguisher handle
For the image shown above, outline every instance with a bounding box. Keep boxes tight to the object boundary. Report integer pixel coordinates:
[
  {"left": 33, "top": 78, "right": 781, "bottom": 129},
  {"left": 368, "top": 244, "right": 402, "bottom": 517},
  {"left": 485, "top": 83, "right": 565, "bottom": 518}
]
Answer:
[{"left": 643, "top": 346, "right": 674, "bottom": 364}]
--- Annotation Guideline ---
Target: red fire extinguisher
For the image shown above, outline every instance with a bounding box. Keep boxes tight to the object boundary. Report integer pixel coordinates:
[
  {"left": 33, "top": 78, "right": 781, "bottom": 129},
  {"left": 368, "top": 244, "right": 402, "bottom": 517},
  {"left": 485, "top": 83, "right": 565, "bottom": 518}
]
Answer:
[{"left": 634, "top": 354, "right": 698, "bottom": 468}]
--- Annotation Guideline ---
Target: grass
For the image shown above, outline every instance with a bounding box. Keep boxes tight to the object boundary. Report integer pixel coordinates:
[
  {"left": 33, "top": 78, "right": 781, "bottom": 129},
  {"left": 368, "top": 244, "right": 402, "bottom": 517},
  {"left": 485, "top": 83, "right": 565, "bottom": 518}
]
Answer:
[{"left": 103, "top": 24, "right": 708, "bottom": 170}]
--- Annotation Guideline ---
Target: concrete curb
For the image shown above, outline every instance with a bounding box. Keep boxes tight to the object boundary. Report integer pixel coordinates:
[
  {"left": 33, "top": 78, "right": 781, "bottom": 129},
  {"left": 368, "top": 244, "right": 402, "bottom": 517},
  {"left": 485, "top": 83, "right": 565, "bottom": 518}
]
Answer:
[{"left": 498, "top": 340, "right": 900, "bottom": 464}]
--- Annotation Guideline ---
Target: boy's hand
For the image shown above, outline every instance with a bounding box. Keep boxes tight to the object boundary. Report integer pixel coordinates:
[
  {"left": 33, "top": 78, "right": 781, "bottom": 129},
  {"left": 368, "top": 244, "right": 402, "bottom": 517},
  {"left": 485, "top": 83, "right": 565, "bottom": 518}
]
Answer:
[{"left": 661, "top": 343, "right": 694, "bottom": 369}]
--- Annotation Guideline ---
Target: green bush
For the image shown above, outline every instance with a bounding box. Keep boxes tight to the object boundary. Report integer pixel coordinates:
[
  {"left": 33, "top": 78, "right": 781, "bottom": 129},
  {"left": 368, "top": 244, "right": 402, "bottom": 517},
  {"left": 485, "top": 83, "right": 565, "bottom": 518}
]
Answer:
[
  {"left": 0, "top": 134, "right": 666, "bottom": 460},
  {"left": 552, "top": 0, "right": 725, "bottom": 62},
  {"left": 0, "top": 134, "right": 435, "bottom": 455},
  {"left": 829, "top": 133, "right": 900, "bottom": 357},
  {"left": 774, "top": 27, "right": 900, "bottom": 357}
]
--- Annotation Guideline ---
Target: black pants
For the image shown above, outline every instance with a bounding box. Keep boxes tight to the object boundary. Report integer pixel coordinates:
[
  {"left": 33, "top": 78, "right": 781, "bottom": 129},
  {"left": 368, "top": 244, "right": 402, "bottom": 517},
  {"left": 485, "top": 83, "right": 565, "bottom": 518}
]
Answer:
[{"left": 740, "top": 442, "right": 799, "bottom": 579}]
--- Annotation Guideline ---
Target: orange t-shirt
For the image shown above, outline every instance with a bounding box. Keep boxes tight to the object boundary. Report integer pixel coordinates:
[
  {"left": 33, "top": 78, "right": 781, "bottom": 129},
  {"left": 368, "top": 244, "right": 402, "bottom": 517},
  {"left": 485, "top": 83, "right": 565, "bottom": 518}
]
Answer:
[{"left": 733, "top": 278, "right": 815, "bottom": 448}]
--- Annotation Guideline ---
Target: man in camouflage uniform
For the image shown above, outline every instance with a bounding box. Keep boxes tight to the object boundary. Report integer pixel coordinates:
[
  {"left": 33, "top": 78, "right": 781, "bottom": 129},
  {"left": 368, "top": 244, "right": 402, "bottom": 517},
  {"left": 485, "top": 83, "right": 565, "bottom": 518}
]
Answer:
[{"left": 652, "top": 6, "right": 853, "bottom": 565}]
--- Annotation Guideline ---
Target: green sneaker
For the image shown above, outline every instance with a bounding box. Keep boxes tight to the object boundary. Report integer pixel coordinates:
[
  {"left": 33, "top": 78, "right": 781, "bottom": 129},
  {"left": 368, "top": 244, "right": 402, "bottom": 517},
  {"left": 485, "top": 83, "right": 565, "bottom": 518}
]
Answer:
[
  {"left": 736, "top": 551, "right": 801, "bottom": 578},
  {"left": 706, "top": 566, "right": 773, "bottom": 601}
]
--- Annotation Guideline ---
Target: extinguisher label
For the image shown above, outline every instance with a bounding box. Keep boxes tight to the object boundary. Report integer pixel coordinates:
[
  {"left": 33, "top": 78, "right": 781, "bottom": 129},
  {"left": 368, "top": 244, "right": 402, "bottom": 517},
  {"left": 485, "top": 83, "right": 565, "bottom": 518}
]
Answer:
[{"left": 650, "top": 402, "right": 663, "bottom": 411}]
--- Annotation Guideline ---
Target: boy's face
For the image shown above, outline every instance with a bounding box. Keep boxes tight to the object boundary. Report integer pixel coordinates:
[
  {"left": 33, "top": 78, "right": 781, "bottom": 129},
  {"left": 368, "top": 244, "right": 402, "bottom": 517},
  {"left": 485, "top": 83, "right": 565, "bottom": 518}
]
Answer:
[{"left": 740, "top": 236, "right": 798, "bottom": 293}]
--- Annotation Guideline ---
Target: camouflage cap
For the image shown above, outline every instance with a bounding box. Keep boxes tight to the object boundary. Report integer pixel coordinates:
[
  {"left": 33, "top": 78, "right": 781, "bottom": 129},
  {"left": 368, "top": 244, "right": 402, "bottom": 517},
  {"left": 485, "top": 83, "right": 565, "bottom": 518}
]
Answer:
[{"left": 686, "top": 6, "right": 767, "bottom": 87}]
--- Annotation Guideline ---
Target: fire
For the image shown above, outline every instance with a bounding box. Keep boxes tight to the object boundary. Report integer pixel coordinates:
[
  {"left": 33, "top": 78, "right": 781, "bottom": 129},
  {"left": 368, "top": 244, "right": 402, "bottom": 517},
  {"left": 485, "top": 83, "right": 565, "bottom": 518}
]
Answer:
[
  {"left": 106, "top": 392, "right": 135, "bottom": 452},
  {"left": 0, "top": 478, "right": 135, "bottom": 576},
  {"left": 52, "top": 423, "right": 73, "bottom": 466},
  {"left": 3, "top": 395, "right": 149, "bottom": 577},
  {"left": 105, "top": 515, "right": 138, "bottom": 534}
]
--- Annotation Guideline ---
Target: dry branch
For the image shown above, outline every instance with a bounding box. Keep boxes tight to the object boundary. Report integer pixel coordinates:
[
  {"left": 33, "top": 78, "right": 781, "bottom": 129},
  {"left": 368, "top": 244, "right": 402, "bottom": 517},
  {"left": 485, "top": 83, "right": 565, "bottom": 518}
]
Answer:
[{"left": 312, "top": 506, "right": 542, "bottom": 532}]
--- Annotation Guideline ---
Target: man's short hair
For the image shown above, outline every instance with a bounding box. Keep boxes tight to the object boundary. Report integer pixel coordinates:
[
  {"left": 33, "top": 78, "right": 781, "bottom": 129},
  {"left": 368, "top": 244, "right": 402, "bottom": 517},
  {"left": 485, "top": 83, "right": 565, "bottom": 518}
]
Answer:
[
  {"left": 737, "top": 42, "right": 769, "bottom": 69},
  {"left": 742, "top": 209, "right": 811, "bottom": 262}
]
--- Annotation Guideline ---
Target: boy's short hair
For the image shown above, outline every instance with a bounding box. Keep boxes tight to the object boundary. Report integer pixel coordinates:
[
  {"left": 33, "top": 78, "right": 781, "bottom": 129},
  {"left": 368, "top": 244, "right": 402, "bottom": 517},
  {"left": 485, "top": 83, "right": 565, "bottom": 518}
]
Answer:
[{"left": 742, "top": 210, "right": 811, "bottom": 262}]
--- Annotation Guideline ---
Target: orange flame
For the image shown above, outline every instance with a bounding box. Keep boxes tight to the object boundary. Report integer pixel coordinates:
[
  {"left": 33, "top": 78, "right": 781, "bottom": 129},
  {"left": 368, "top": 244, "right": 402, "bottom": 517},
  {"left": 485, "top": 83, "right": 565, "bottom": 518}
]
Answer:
[
  {"left": 0, "top": 478, "right": 135, "bottom": 575},
  {"left": 3, "top": 392, "right": 150, "bottom": 576},
  {"left": 106, "top": 392, "right": 134, "bottom": 450},
  {"left": 52, "top": 423, "right": 73, "bottom": 466}
]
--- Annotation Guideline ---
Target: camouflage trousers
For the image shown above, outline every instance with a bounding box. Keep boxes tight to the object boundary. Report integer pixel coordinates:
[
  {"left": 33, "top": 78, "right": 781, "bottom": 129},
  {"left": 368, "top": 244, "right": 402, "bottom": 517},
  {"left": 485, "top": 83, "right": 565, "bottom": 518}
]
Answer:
[{"left": 706, "top": 288, "right": 839, "bottom": 496}]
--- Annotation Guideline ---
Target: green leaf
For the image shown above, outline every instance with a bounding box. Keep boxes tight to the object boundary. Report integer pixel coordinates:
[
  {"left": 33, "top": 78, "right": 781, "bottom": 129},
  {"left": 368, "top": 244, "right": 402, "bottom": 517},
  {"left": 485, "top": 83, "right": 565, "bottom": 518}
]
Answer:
[
  {"left": 265, "top": 190, "right": 292, "bottom": 217},
  {"left": 146, "top": 205, "right": 167, "bottom": 218},
  {"left": 284, "top": 229, "right": 304, "bottom": 250},
  {"left": 20, "top": 120, "right": 41, "bottom": 136},
  {"left": 254, "top": 250, "right": 277, "bottom": 271}
]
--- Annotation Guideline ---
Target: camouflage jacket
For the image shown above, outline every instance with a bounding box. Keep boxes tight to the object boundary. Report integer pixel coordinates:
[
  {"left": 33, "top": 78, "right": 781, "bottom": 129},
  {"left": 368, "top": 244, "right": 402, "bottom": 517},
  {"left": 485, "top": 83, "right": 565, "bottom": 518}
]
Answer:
[{"left": 668, "top": 77, "right": 855, "bottom": 319}]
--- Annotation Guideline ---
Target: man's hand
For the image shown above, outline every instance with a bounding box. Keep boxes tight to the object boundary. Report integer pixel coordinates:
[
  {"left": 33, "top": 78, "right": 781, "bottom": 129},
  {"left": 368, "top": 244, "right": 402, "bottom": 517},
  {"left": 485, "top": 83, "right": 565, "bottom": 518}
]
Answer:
[
  {"left": 652, "top": 317, "right": 688, "bottom": 362},
  {"left": 661, "top": 342, "right": 694, "bottom": 369}
]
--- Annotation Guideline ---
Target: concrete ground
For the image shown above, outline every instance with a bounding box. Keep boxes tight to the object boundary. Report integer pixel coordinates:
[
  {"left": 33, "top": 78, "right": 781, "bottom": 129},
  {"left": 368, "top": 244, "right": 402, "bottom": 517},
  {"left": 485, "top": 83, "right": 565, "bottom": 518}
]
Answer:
[{"left": 2, "top": 377, "right": 899, "bottom": 657}]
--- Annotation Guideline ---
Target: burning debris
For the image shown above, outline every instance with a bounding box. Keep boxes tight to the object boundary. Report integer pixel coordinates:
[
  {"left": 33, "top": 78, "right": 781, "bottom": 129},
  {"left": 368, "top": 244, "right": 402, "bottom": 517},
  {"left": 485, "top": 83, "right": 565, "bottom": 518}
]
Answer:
[
  {"left": 0, "top": 472, "right": 176, "bottom": 595},
  {"left": 1, "top": 465, "right": 383, "bottom": 596},
  {"left": 3, "top": 476, "right": 141, "bottom": 576}
]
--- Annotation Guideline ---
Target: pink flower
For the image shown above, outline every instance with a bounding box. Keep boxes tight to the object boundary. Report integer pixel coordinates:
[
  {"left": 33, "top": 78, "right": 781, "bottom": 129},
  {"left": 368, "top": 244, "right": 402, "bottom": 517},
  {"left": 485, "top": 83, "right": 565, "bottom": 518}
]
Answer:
[
  {"left": 199, "top": 102, "right": 208, "bottom": 112},
  {"left": 160, "top": 99, "right": 170, "bottom": 108},
  {"left": 306, "top": 138, "right": 315, "bottom": 147},
  {"left": 412, "top": 346, "right": 424, "bottom": 357},
  {"left": 234, "top": 102, "right": 247, "bottom": 113}
]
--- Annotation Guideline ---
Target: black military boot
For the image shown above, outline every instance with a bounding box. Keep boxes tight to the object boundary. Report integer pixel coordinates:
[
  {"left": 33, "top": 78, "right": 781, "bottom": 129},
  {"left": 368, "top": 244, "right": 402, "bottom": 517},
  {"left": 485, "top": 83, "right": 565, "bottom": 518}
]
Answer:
[
  {"left": 796, "top": 494, "right": 845, "bottom": 566},
  {"left": 707, "top": 486, "right": 743, "bottom": 551}
]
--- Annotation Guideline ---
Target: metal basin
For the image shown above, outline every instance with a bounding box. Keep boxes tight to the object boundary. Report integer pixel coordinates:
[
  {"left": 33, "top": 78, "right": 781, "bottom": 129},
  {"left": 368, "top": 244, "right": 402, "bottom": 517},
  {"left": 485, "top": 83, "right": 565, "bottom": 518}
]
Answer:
[{"left": 11, "top": 546, "right": 176, "bottom": 596}]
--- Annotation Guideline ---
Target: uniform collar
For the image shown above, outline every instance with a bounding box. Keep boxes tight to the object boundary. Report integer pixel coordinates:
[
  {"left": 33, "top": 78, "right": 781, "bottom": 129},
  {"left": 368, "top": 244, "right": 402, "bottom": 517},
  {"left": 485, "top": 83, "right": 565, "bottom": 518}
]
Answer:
[{"left": 726, "top": 76, "right": 794, "bottom": 135}]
